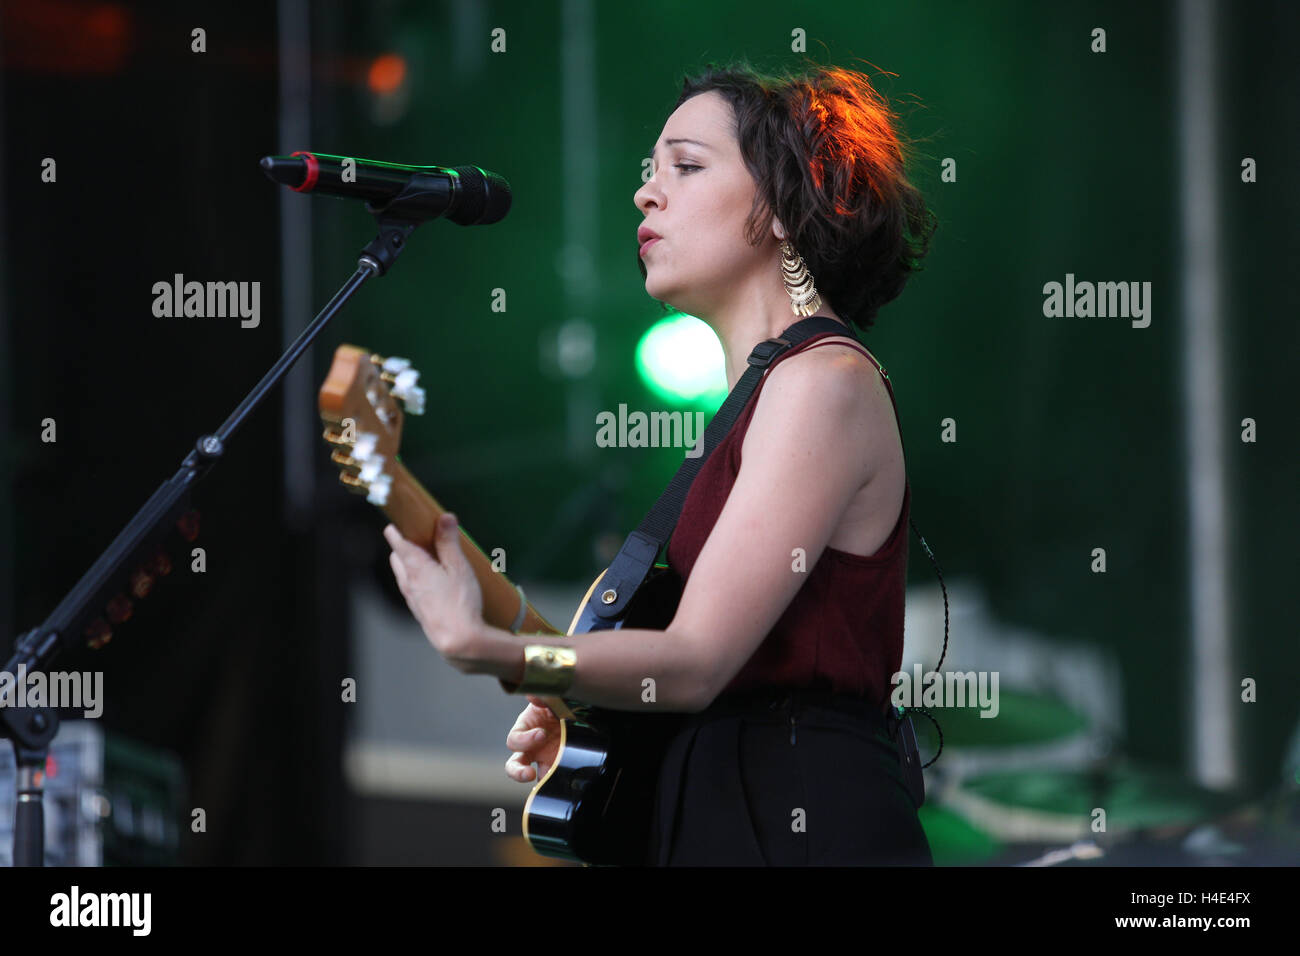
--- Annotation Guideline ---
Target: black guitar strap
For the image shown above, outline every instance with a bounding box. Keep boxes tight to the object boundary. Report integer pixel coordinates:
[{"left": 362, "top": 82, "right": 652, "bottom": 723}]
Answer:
[{"left": 587, "top": 314, "right": 848, "bottom": 625}]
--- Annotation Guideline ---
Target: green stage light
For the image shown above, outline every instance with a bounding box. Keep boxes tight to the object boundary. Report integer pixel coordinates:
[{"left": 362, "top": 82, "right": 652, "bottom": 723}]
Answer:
[{"left": 634, "top": 312, "right": 727, "bottom": 408}]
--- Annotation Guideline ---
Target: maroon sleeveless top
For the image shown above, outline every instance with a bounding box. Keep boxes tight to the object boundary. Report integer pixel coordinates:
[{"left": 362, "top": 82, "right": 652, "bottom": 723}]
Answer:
[{"left": 665, "top": 332, "right": 909, "bottom": 709}]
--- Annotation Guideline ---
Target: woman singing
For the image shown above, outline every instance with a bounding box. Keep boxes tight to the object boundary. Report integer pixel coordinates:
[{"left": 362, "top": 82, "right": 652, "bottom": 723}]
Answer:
[{"left": 384, "top": 60, "right": 936, "bottom": 865}]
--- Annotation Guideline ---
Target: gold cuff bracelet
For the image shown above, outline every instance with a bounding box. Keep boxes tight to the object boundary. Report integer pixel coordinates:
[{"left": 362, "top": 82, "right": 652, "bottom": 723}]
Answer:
[{"left": 499, "top": 644, "right": 576, "bottom": 696}]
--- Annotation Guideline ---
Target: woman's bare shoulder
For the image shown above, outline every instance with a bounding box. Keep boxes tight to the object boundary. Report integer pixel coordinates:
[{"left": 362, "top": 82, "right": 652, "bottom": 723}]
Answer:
[{"left": 762, "top": 337, "right": 890, "bottom": 415}]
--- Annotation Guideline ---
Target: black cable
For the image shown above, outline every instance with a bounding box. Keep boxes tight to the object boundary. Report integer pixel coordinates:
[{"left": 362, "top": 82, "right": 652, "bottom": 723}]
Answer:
[{"left": 906, "top": 517, "right": 948, "bottom": 769}]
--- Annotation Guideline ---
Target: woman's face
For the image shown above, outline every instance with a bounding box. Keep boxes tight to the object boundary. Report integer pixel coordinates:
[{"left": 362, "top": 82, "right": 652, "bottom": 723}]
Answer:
[{"left": 634, "top": 91, "right": 776, "bottom": 318}]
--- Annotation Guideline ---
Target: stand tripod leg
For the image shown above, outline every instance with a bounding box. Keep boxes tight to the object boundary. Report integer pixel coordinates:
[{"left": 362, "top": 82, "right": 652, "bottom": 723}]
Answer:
[{"left": 13, "top": 750, "right": 47, "bottom": 866}]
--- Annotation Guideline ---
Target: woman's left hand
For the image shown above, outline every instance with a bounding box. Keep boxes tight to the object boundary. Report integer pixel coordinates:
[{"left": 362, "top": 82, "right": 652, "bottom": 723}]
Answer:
[{"left": 384, "top": 515, "right": 486, "bottom": 673}]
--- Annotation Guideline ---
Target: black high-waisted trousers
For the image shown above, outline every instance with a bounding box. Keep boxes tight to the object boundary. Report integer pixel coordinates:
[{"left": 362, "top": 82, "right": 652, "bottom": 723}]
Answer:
[{"left": 647, "top": 690, "right": 933, "bottom": 866}]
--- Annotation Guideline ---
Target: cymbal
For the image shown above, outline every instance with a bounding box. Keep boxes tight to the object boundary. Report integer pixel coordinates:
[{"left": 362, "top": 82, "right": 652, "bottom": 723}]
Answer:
[
  {"left": 911, "top": 689, "right": 1089, "bottom": 749},
  {"left": 943, "top": 764, "right": 1242, "bottom": 842}
]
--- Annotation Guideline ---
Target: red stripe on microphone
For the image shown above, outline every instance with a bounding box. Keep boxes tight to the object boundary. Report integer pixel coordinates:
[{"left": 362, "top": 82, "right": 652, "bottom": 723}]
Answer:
[{"left": 290, "top": 151, "right": 319, "bottom": 192}]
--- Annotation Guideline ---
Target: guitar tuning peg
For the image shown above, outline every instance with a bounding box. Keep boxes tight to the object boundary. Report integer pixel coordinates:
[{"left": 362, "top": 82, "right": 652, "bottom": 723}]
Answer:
[
  {"left": 382, "top": 356, "right": 411, "bottom": 374},
  {"left": 352, "top": 432, "right": 378, "bottom": 460},
  {"left": 391, "top": 368, "right": 425, "bottom": 415},
  {"left": 321, "top": 423, "right": 350, "bottom": 447},
  {"left": 365, "top": 472, "right": 392, "bottom": 506},
  {"left": 338, "top": 427, "right": 391, "bottom": 504},
  {"left": 357, "top": 454, "right": 386, "bottom": 485}
]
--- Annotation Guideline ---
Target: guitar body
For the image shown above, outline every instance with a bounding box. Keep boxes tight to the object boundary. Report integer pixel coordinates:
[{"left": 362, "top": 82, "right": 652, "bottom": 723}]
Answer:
[{"left": 523, "top": 564, "right": 687, "bottom": 866}]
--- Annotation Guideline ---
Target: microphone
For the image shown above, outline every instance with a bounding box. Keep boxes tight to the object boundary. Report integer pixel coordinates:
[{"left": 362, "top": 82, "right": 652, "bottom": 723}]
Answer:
[{"left": 260, "top": 151, "right": 511, "bottom": 225}]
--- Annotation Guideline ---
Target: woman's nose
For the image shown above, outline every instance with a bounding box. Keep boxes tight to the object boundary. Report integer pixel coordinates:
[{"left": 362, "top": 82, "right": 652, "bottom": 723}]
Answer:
[{"left": 635, "top": 174, "right": 662, "bottom": 211}]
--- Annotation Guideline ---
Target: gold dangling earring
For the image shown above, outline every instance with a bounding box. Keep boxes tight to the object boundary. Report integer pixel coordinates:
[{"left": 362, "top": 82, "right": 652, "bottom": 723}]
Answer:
[{"left": 780, "top": 239, "right": 822, "bottom": 317}]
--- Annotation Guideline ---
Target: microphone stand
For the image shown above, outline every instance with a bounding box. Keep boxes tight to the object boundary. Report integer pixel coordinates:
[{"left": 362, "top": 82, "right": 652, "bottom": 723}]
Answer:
[{"left": 2, "top": 197, "right": 423, "bottom": 866}]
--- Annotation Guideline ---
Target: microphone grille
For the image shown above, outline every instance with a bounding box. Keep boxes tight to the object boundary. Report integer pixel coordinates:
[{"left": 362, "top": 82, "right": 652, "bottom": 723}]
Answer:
[{"left": 450, "top": 165, "right": 512, "bottom": 225}]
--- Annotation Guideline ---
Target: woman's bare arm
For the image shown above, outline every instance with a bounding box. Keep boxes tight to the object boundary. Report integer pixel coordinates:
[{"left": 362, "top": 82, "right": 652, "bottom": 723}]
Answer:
[{"left": 469, "top": 347, "right": 893, "bottom": 711}]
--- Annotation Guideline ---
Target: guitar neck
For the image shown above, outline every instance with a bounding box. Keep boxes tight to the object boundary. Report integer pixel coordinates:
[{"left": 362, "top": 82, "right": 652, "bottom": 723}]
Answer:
[
  {"left": 382, "top": 460, "right": 560, "bottom": 637},
  {"left": 316, "top": 342, "right": 574, "bottom": 718}
]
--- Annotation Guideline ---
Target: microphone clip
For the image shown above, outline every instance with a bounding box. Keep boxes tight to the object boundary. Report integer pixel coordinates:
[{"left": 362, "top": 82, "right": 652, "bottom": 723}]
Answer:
[
  {"left": 358, "top": 174, "right": 449, "bottom": 275},
  {"left": 358, "top": 216, "right": 419, "bottom": 277}
]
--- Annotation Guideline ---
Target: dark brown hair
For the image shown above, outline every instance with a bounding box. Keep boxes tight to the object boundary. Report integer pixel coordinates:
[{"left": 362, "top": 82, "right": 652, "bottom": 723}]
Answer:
[{"left": 642, "top": 59, "right": 936, "bottom": 333}]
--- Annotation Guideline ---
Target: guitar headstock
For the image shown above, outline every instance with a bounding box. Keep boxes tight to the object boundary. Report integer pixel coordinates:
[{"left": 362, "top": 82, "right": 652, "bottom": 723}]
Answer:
[{"left": 318, "top": 345, "right": 426, "bottom": 506}]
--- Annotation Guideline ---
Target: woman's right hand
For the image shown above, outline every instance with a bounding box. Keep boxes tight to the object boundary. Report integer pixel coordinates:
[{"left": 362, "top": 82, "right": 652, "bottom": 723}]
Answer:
[{"left": 505, "top": 695, "right": 561, "bottom": 783}]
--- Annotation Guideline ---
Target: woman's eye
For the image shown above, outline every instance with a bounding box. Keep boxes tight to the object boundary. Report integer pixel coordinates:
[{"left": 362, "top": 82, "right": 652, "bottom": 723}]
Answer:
[{"left": 674, "top": 163, "right": 701, "bottom": 173}]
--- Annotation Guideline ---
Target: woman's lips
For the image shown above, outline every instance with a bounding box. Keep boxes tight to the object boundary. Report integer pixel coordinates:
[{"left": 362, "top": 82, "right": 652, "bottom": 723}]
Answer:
[{"left": 638, "top": 237, "right": 660, "bottom": 256}]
